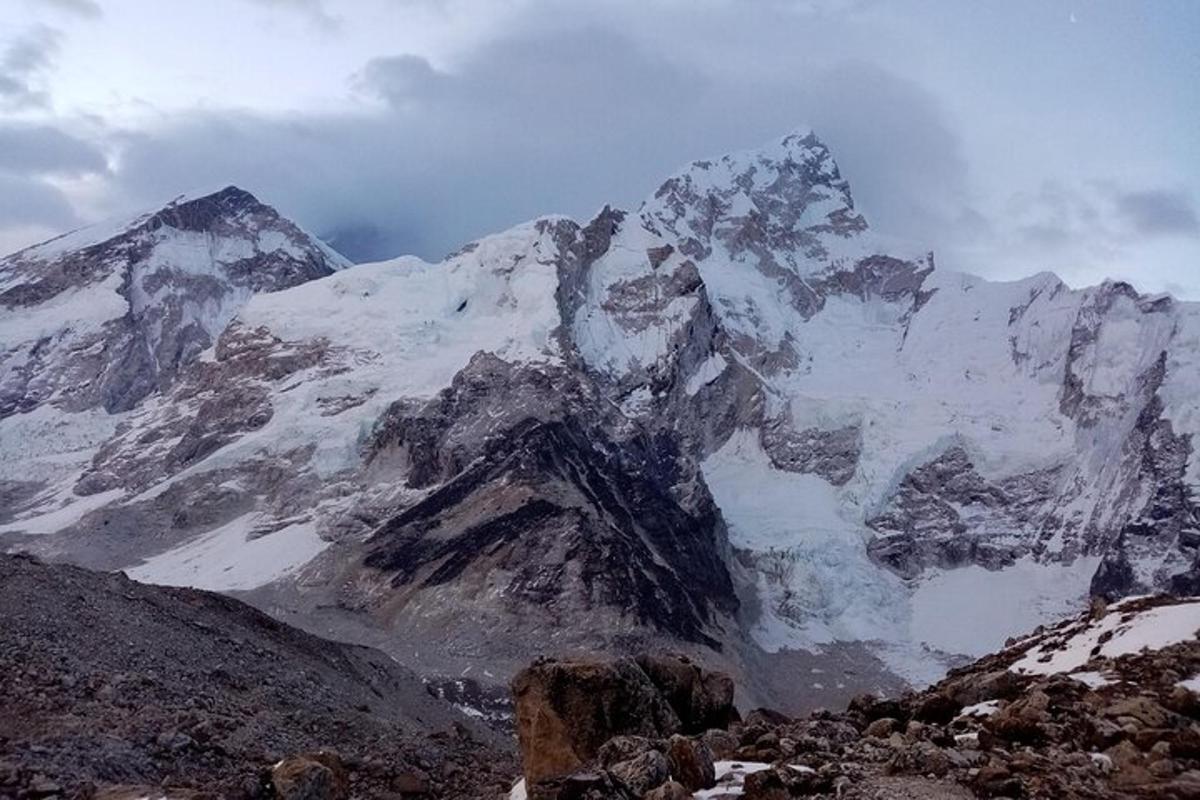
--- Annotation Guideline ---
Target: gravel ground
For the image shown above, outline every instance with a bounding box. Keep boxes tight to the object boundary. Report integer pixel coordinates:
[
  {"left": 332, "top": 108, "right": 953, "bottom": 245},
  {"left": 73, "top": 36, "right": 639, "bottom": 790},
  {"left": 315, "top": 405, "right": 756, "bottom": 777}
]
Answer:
[{"left": 0, "top": 554, "right": 517, "bottom": 799}]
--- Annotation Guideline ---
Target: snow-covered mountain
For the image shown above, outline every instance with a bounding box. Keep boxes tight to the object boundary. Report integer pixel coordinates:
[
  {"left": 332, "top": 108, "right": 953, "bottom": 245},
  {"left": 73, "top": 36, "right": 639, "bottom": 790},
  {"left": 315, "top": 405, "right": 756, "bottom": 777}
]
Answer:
[
  {"left": 0, "top": 187, "right": 349, "bottom": 540},
  {"left": 2, "top": 130, "right": 1197, "bottom": 707}
]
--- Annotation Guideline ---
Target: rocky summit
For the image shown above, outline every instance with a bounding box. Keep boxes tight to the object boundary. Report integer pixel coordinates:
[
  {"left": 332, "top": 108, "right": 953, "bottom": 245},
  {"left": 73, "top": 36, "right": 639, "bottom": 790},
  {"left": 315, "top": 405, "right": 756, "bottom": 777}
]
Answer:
[{"left": 2, "top": 128, "right": 1200, "bottom": 711}]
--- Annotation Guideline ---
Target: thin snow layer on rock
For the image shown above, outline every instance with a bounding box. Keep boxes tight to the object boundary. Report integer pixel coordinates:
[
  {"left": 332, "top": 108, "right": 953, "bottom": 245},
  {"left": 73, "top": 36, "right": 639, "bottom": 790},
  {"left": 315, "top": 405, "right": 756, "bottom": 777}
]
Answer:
[
  {"left": 702, "top": 429, "right": 907, "bottom": 648},
  {"left": 217, "top": 221, "right": 565, "bottom": 476},
  {"left": 0, "top": 270, "right": 126, "bottom": 343},
  {"left": 1069, "top": 671, "right": 1114, "bottom": 689},
  {"left": 0, "top": 488, "right": 124, "bottom": 535},
  {"left": 1178, "top": 675, "right": 1200, "bottom": 693},
  {"left": 693, "top": 761, "right": 774, "bottom": 799},
  {"left": 1010, "top": 599, "right": 1200, "bottom": 676},
  {"left": 126, "top": 513, "right": 328, "bottom": 592},
  {"left": 909, "top": 557, "right": 1100, "bottom": 657},
  {"left": 959, "top": 700, "right": 1001, "bottom": 718},
  {"left": 571, "top": 221, "right": 701, "bottom": 376}
]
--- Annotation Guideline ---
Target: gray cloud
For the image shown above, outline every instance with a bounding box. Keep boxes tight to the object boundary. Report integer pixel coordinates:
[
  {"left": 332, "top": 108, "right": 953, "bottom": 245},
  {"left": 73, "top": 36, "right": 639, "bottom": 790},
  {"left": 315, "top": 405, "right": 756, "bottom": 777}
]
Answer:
[
  {"left": 0, "top": 174, "right": 79, "bottom": 230},
  {"left": 0, "top": 124, "right": 108, "bottom": 177},
  {"left": 0, "top": 25, "right": 61, "bottom": 110},
  {"left": 356, "top": 55, "right": 450, "bottom": 107},
  {"left": 1115, "top": 189, "right": 1199, "bottom": 237},
  {"left": 34, "top": 0, "right": 103, "bottom": 19},
  {"left": 240, "top": 0, "right": 340, "bottom": 31},
  {"left": 2, "top": 0, "right": 1195, "bottom": 297},
  {"left": 105, "top": 22, "right": 968, "bottom": 264}
]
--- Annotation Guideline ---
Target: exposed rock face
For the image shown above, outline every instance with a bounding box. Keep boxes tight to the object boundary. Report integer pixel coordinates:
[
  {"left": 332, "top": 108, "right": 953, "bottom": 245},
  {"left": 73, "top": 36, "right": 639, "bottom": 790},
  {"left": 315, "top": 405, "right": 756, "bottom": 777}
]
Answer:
[
  {"left": 354, "top": 357, "right": 738, "bottom": 653},
  {"left": 634, "top": 653, "right": 738, "bottom": 734},
  {"left": 511, "top": 657, "right": 682, "bottom": 786},
  {"left": 5, "top": 129, "right": 1200, "bottom": 710}
]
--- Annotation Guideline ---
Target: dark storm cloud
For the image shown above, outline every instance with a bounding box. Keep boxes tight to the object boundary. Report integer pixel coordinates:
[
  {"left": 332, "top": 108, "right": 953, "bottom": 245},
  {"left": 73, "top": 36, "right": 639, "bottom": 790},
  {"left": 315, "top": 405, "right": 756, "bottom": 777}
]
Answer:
[
  {"left": 108, "top": 23, "right": 969, "bottom": 264},
  {"left": 0, "top": 124, "right": 108, "bottom": 177},
  {"left": 0, "top": 25, "right": 61, "bottom": 110},
  {"left": 1115, "top": 190, "right": 1199, "bottom": 237}
]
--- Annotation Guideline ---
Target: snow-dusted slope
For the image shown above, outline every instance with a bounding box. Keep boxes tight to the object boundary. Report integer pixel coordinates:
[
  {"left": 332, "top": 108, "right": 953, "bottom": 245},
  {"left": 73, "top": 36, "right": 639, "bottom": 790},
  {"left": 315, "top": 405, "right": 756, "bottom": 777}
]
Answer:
[
  {"left": 0, "top": 187, "right": 348, "bottom": 532},
  {"left": 2, "top": 130, "right": 1198, "bottom": 700}
]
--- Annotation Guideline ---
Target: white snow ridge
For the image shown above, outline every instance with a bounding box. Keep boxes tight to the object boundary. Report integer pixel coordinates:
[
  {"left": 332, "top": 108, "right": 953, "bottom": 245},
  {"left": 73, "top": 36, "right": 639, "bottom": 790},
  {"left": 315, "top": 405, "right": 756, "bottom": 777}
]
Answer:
[{"left": 3, "top": 130, "right": 1200, "bottom": 703}]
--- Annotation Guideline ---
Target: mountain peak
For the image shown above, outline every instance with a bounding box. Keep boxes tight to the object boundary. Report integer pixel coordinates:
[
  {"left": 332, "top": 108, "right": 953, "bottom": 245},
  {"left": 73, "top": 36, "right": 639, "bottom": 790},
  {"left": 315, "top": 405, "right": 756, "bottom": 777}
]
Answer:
[
  {"left": 147, "top": 186, "right": 277, "bottom": 235},
  {"left": 636, "top": 127, "right": 867, "bottom": 271},
  {"left": 0, "top": 185, "right": 349, "bottom": 416}
]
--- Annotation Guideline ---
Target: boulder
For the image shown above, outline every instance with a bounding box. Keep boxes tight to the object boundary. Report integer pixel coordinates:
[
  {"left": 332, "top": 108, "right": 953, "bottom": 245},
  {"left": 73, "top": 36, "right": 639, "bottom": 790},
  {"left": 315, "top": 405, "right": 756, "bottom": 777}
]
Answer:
[
  {"left": 643, "top": 780, "right": 691, "bottom": 800},
  {"left": 635, "top": 653, "right": 738, "bottom": 733},
  {"left": 942, "top": 669, "right": 1025, "bottom": 706},
  {"left": 742, "top": 766, "right": 827, "bottom": 799},
  {"left": 597, "top": 735, "right": 662, "bottom": 767},
  {"left": 886, "top": 742, "right": 953, "bottom": 778},
  {"left": 664, "top": 735, "right": 715, "bottom": 791},
  {"left": 741, "top": 768, "right": 790, "bottom": 800},
  {"left": 609, "top": 750, "right": 669, "bottom": 796},
  {"left": 987, "top": 690, "right": 1050, "bottom": 744},
  {"left": 512, "top": 658, "right": 681, "bottom": 786},
  {"left": 912, "top": 691, "right": 959, "bottom": 725},
  {"left": 864, "top": 717, "right": 899, "bottom": 738},
  {"left": 527, "top": 771, "right": 636, "bottom": 800},
  {"left": 1102, "top": 696, "right": 1173, "bottom": 729},
  {"left": 700, "top": 728, "right": 738, "bottom": 760},
  {"left": 271, "top": 751, "right": 349, "bottom": 800},
  {"left": 848, "top": 693, "right": 907, "bottom": 724}
]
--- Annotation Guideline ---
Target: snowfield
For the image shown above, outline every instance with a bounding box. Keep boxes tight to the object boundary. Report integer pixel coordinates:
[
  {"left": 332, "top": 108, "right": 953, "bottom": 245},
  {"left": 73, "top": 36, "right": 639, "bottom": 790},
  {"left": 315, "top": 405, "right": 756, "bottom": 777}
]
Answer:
[{"left": 1010, "top": 598, "right": 1200, "bottom": 676}]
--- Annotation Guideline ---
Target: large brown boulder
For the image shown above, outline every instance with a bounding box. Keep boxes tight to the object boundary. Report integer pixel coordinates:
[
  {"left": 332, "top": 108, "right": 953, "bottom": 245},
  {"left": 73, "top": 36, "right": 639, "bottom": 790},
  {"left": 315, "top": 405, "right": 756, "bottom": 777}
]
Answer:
[
  {"left": 635, "top": 653, "right": 738, "bottom": 733},
  {"left": 664, "top": 735, "right": 715, "bottom": 791},
  {"left": 512, "top": 657, "right": 681, "bottom": 786},
  {"left": 643, "top": 781, "right": 691, "bottom": 800},
  {"left": 271, "top": 751, "right": 349, "bottom": 800}
]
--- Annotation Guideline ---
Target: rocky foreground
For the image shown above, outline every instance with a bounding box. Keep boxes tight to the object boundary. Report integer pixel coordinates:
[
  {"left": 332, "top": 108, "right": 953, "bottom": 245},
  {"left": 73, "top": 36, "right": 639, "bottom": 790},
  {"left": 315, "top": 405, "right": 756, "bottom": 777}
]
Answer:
[
  {"left": 4, "top": 552, "right": 1200, "bottom": 800},
  {"left": 510, "top": 596, "right": 1200, "bottom": 799},
  {"left": 0, "top": 554, "right": 516, "bottom": 799}
]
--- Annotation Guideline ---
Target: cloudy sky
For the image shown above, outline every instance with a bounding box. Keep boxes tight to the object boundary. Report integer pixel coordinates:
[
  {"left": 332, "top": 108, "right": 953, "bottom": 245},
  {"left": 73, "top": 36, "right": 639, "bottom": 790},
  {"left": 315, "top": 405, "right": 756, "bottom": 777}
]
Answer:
[{"left": 3, "top": 0, "right": 1198, "bottom": 295}]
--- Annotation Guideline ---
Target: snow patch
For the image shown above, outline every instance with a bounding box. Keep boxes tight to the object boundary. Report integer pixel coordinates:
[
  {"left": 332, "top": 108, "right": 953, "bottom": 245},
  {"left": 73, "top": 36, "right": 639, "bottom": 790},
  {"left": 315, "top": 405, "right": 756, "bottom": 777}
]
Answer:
[
  {"left": 1010, "top": 600, "right": 1200, "bottom": 676},
  {"left": 125, "top": 513, "right": 328, "bottom": 592}
]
